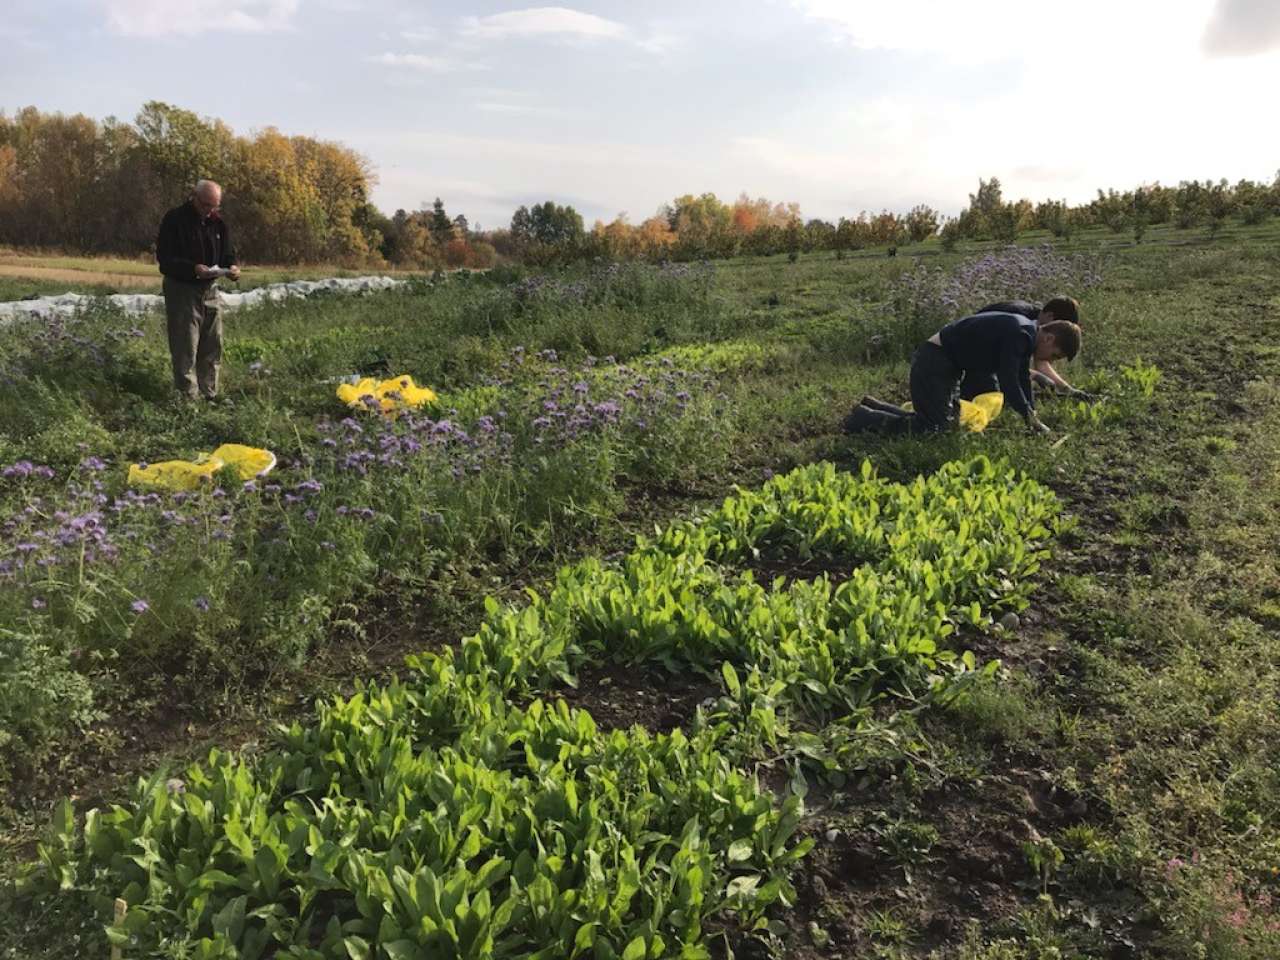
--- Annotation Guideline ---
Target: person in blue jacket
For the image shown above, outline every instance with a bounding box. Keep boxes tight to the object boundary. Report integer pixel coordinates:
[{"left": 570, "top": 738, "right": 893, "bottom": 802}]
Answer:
[{"left": 843, "top": 311, "right": 1081, "bottom": 436}]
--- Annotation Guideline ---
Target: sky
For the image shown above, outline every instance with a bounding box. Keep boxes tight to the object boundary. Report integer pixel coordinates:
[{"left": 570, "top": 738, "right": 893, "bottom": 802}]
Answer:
[{"left": 3, "top": 0, "right": 1280, "bottom": 228}]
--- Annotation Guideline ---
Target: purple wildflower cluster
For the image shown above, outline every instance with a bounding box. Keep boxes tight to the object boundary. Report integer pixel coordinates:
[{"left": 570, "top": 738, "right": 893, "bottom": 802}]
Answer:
[
  {"left": 1, "top": 342, "right": 728, "bottom": 630},
  {"left": 317, "top": 410, "right": 512, "bottom": 482},
  {"left": 524, "top": 355, "right": 718, "bottom": 446},
  {"left": 3, "top": 460, "right": 57, "bottom": 481},
  {"left": 3, "top": 309, "right": 146, "bottom": 378},
  {"left": 497, "top": 347, "right": 721, "bottom": 442},
  {"left": 0, "top": 475, "right": 230, "bottom": 584},
  {"left": 0, "top": 450, "right": 340, "bottom": 589},
  {"left": 890, "top": 243, "right": 1105, "bottom": 328},
  {"left": 311, "top": 350, "right": 722, "bottom": 484}
]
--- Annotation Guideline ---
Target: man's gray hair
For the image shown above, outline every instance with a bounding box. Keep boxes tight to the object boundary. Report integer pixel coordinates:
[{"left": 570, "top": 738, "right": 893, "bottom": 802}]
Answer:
[{"left": 194, "top": 179, "right": 222, "bottom": 197}]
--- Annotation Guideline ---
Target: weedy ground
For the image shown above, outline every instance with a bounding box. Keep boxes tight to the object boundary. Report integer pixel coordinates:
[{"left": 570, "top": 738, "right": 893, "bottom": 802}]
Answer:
[{"left": 2, "top": 228, "right": 1280, "bottom": 959}]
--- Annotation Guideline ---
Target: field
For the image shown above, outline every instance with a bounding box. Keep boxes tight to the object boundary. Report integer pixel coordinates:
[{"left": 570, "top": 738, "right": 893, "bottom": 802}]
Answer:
[{"left": 2, "top": 226, "right": 1280, "bottom": 960}]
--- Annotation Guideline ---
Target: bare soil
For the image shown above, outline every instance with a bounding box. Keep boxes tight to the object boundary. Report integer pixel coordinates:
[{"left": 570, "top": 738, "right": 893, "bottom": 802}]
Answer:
[{"left": 0, "top": 263, "right": 160, "bottom": 289}]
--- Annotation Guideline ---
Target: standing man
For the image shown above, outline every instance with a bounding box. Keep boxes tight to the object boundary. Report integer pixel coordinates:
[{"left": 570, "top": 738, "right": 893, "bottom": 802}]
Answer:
[{"left": 156, "top": 179, "right": 239, "bottom": 400}]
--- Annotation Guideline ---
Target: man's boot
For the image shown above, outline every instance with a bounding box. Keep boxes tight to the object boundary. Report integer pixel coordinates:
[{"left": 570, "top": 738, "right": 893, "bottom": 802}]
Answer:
[
  {"left": 860, "top": 395, "right": 911, "bottom": 416},
  {"left": 841, "top": 404, "right": 885, "bottom": 434}
]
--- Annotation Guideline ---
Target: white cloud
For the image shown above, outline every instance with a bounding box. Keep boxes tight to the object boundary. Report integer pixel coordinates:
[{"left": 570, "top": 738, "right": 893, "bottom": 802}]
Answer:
[
  {"left": 460, "top": 6, "right": 625, "bottom": 41},
  {"left": 367, "top": 52, "right": 459, "bottom": 73},
  {"left": 1202, "top": 0, "right": 1280, "bottom": 56},
  {"left": 0, "top": 23, "right": 44, "bottom": 48},
  {"left": 348, "top": 128, "right": 705, "bottom": 224},
  {"left": 401, "top": 27, "right": 438, "bottom": 43},
  {"left": 775, "top": 0, "right": 1280, "bottom": 213},
  {"left": 634, "top": 31, "right": 685, "bottom": 55},
  {"left": 102, "top": 0, "right": 299, "bottom": 36},
  {"left": 476, "top": 102, "right": 560, "bottom": 116},
  {"left": 791, "top": 0, "right": 1210, "bottom": 60}
]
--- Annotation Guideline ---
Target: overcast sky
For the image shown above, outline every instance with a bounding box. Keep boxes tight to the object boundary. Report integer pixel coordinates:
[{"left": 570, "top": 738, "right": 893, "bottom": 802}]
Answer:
[{"left": 3, "top": 0, "right": 1279, "bottom": 228}]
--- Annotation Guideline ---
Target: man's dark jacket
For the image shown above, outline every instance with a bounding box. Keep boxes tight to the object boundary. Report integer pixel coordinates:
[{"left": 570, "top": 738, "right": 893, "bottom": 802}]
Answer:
[
  {"left": 156, "top": 202, "right": 237, "bottom": 283},
  {"left": 977, "top": 300, "right": 1039, "bottom": 321},
  {"left": 937, "top": 311, "right": 1038, "bottom": 416}
]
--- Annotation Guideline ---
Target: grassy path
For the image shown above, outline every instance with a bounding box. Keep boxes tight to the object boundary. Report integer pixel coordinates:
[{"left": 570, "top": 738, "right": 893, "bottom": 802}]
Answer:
[{"left": 775, "top": 245, "right": 1280, "bottom": 957}]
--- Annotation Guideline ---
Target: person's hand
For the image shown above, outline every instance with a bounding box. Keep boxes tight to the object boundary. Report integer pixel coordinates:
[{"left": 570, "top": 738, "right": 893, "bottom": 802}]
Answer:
[
  {"left": 1028, "top": 415, "right": 1052, "bottom": 435},
  {"left": 1068, "top": 388, "right": 1100, "bottom": 402},
  {"left": 228, "top": 265, "right": 241, "bottom": 281},
  {"left": 194, "top": 264, "right": 213, "bottom": 279}
]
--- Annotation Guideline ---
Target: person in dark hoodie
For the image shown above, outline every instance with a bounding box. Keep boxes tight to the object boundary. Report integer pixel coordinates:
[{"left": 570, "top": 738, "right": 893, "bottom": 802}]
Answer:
[
  {"left": 843, "top": 310, "right": 1081, "bottom": 436},
  {"left": 156, "top": 179, "right": 239, "bottom": 400},
  {"left": 960, "top": 296, "right": 1093, "bottom": 401}
]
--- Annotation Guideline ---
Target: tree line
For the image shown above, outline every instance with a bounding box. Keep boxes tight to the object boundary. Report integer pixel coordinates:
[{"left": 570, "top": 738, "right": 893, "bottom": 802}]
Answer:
[
  {"left": 0, "top": 103, "right": 392, "bottom": 265},
  {"left": 3, "top": 104, "right": 1278, "bottom": 269},
  {"left": 938, "top": 175, "right": 1280, "bottom": 248}
]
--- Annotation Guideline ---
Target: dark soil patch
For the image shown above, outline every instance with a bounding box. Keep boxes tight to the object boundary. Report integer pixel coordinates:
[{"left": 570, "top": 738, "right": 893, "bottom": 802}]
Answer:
[
  {"left": 742, "top": 553, "right": 861, "bottom": 588},
  {"left": 761, "top": 747, "right": 1155, "bottom": 960},
  {"left": 552, "top": 661, "right": 722, "bottom": 733}
]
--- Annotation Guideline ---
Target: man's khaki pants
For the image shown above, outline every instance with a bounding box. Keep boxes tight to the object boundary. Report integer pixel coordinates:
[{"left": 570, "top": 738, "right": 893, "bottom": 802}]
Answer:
[{"left": 163, "top": 277, "right": 222, "bottom": 399}]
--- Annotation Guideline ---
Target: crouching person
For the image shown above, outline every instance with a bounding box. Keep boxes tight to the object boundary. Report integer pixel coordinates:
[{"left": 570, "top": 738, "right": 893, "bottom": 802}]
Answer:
[{"left": 843, "top": 311, "right": 1081, "bottom": 436}]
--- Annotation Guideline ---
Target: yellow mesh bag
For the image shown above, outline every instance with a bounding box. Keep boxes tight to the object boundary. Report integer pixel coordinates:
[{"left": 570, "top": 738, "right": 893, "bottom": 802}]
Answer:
[
  {"left": 958, "top": 392, "right": 1004, "bottom": 432},
  {"left": 127, "top": 455, "right": 225, "bottom": 491},
  {"left": 337, "top": 375, "right": 438, "bottom": 414},
  {"left": 211, "top": 444, "right": 277, "bottom": 480},
  {"left": 128, "top": 445, "right": 276, "bottom": 490},
  {"left": 899, "top": 391, "right": 1005, "bottom": 433}
]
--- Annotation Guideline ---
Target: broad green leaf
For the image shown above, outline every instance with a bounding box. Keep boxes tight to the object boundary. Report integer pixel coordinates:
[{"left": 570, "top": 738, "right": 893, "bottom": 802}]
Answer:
[
  {"left": 382, "top": 940, "right": 419, "bottom": 960},
  {"left": 720, "top": 662, "right": 740, "bottom": 697},
  {"left": 726, "top": 839, "right": 752, "bottom": 862}
]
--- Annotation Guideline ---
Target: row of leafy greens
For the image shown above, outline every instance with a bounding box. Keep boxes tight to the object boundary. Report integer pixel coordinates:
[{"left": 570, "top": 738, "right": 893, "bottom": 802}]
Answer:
[{"left": 22, "top": 456, "right": 1061, "bottom": 960}]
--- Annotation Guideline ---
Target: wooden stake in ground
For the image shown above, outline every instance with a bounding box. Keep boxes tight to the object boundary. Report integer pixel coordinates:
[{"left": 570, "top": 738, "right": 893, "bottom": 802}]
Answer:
[{"left": 111, "top": 898, "right": 127, "bottom": 960}]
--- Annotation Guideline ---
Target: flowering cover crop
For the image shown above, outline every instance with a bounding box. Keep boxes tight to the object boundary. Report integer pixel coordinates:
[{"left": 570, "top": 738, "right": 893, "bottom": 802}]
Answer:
[
  {"left": 0, "top": 349, "right": 733, "bottom": 767},
  {"left": 23, "top": 457, "right": 1060, "bottom": 959},
  {"left": 882, "top": 244, "right": 1104, "bottom": 351}
]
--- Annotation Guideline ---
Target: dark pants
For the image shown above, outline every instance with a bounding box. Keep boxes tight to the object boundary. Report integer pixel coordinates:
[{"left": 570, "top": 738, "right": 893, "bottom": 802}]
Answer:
[
  {"left": 959, "top": 371, "right": 998, "bottom": 401},
  {"left": 847, "top": 343, "right": 960, "bottom": 435},
  {"left": 163, "top": 277, "right": 222, "bottom": 399}
]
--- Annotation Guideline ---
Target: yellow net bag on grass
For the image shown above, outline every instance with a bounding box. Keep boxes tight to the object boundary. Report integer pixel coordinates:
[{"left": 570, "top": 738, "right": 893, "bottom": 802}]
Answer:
[
  {"left": 210, "top": 444, "right": 278, "bottom": 479},
  {"left": 958, "top": 392, "right": 1004, "bottom": 432},
  {"left": 127, "top": 456, "right": 224, "bottom": 491},
  {"left": 128, "top": 444, "right": 277, "bottom": 491},
  {"left": 336, "top": 375, "right": 437, "bottom": 415},
  {"left": 899, "top": 391, "right": 1005, "bottom": 433}
]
